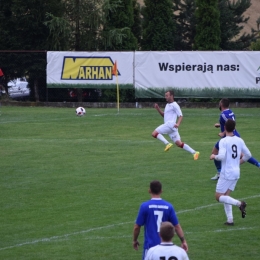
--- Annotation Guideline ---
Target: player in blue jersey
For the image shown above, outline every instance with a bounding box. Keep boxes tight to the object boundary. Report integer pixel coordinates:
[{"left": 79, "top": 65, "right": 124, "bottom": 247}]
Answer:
[
  {"left": 211, "top": 98, "right": 260, "bottom": 180},
  {"left": 133, "top": 180, "right": 188, "bottom": 260}
]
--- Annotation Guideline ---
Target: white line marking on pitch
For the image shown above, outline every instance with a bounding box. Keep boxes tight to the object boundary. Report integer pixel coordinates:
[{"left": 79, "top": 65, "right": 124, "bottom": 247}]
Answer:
[
  {"left": 0, "top": 138, "right": 154, "bottom": 144},
  {"left": 0, "top": 118, "right": 70, "bottom": 124},
  {"left": 177, "top": 194, "right": 260, "bottom": 214},
  {"left": 61, "top": 226, "right": 258, "bottom": 240},
  {"left": 0, "top": 222, "right": 132, "bottom": 251},
  {"left": 1, "top": 194, "right": 259, "bottom": 251}
]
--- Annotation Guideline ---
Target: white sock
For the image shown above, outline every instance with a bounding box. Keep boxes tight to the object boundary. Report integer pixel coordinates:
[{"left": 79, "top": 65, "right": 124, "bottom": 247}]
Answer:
[
  {"left": 219, "top": 195, "right": 240, "bottom": 207},
  {"left": 224, "top": 203, "right": 233, "bottom": 223},
  {"left": 183, "top": 143, "right": 195, "bottom": 154},
  {"left": 156, "top": 134, "right": 169, "bottom": 145}
]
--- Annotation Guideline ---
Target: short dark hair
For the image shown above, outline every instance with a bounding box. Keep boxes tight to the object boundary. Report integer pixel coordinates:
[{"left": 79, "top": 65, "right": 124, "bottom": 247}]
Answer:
[
  {"left": 166, "top": 90, "right": 174, "bottom": 97},
  {"left": 220, "top": 98, "right": 230, "bottom": 108},
  {"left": 160, "top": 222, "right": 174, "bottom": 241},
  {"left": 225, "top": 119, "right": 236, "bottom": 132},
  {"left": 150, "top": 180, "right": 162, "bottom": 195}
]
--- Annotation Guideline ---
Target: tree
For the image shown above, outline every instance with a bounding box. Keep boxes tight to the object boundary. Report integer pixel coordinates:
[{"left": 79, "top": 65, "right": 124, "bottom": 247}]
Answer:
[
  {"left": 257, "top": 16, "right": 260, "bottom": 31},
  {"left": 2, "top": 0, "right": 64, "bottom": 50},
  {"left": 194, "top": 0, "right": 221, "bottom": 50},
  {"left": 132, "top": 0, "right": 142, "bottom": 49},
  {"left": 61, "top": 0, "right": 102, "bottom": 51},
  {"left": 102, "top": 0, "right": 138, "bottom": 50},
  {"left": 141, "top": 0, "right": 175, "bottom": 50},
  {"left": 219, "top": 0, "right": 257, "bottom": 50},
  {"left": 251, "top": 16, "right": 260, "bottom": 50},
  {"left": 173, "top": 0, "right": 196, "bottom": 50},
  {"left": 0, "top": 0, "right": 65, "bottom": 101},
  {"left": 44, "top": 12, "right": 71, "bottom": 51},
  {"left": 250, "top": 33, "right": 260, "bottom": 50},
  {"left": 173, "top": 0, "right": 256, "bottom": 51},
  {"left": 0, "top": 0, "right": 21, "bottom": 56}
]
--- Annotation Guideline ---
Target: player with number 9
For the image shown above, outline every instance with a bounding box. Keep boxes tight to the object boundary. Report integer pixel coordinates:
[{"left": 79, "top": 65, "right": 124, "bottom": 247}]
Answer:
[
  {"left": 210, "top": 119, "right": 251, "bottom": 225},
  {"left": 210, "top": 98, "right": 260, "bottom": 180}
]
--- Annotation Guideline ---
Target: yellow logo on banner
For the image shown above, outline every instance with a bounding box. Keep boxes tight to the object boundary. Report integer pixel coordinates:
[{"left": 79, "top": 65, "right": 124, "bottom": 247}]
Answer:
[{"left": 61, "top": 57, "right": 119, "bottom": 80}]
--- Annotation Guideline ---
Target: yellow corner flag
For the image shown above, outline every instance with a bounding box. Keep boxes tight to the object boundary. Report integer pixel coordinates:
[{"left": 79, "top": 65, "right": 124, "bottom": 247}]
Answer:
[{"left": 112, "top": 61, "right": 119, "bottom": 113}]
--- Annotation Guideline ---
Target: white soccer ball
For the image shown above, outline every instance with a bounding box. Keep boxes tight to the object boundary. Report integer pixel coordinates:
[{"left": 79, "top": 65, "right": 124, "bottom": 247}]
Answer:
[{"left": 76, "top": 107, "right": 86, "bottom": 116}]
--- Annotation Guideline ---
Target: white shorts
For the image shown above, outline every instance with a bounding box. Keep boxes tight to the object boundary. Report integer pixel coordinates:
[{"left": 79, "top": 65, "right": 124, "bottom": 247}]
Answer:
[
  {"left": 156, "top": 122, "right": 181, "bottom": 143},
  {"left": 216, "top": 177, "right": 238, "bottom": 193}
]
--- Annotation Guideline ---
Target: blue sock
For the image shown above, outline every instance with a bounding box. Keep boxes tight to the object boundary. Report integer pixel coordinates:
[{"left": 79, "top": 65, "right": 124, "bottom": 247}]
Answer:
[
  {"left": 248, "top": 157, "right": 259, "bottom": 167},
  {"left": 214, "top": 159, "right": 221, "bottom": 173}
]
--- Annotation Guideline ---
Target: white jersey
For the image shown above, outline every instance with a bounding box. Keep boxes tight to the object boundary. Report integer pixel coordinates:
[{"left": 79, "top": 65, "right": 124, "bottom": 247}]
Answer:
[
  {"left": 164, "top": 102, "right": 182, "bottom": 124},
  {"left": 215, "top": 136, "right": 251, "bottom": 180},
  {"left": 145, "top": 243, "right": 189, "bottom": 260}
]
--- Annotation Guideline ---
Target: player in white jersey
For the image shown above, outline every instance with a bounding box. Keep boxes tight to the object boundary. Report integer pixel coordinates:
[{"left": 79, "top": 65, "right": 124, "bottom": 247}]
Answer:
[
  {"left": 145, "top": 222, "right": 189, "bottom": 260},
  {"left": 210, "top": 119, "right": 251, "bottom": 225},
  {"left": 152, "top": 90, "right": 200, "bottom": 160}
]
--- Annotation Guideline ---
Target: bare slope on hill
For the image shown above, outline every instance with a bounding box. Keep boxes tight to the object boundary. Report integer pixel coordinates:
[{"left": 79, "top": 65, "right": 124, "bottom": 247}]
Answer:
[{"left": 243, "top": 0, "right": 260, "bottom": 34}]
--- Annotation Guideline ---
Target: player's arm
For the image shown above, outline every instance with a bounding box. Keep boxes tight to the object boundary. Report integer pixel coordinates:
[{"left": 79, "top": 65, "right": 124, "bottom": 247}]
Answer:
[
  {"left": 210, "top": 140, "right": 226, "bottom": 160},
  {"left": 174, "top": 105, "right": 183, "bottom": 128},
  {"left": 174, "top": 223, "right": 188, "bottom": 252},
  {"left": 174, "top": 115, "right": 183, "bottom": 128},
  {"left": 218, "top": 114, "right": 226, "bottom": 137},
  {"left": 218, "top": 130, "right": 226, "bottom": 137},
  {"left": 214, "top": 122, "right": 225, "bottom": 136},
  {"left": 240, "top": 141, "right": 252, "bottom": 164},
  {"left": 214, "top": 148, "right": 226, "bottom": 161},
  {"left": 154, "top": 103, "right": 164, "bottom": 117},
  {"left": 215, "top": 113, "right": 222, "bottom": 128},
  {"left": 133, "top": 224, "right": 141, "bottom": 250}
]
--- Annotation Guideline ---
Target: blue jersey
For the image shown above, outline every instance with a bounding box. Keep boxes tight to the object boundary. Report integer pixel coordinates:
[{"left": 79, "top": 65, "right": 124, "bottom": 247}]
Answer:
[
  {"left": 135, "top": 198, "right": 178, "bottom": 252},
  {"left": 219, "top": 109, "right": 240, "bottom": 137}
]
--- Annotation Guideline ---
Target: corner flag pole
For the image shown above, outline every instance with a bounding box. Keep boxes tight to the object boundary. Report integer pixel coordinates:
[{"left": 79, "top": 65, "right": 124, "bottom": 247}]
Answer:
[
  {"left": 116, "top": 75, "right": 119, "bottom": 114},
  {"left": 112, "top": 61, "right": 119, "bottom": 114}
]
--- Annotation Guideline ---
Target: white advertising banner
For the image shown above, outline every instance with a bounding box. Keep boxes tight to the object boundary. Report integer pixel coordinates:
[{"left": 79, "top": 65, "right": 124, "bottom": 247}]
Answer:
[
  {"left": 47, "top": 51, "right": 134, "bottom": 88},
  {"left": 46, "top": 51, "right": 260, "bottom": 98},
  {"left": 135, "top": 51, "right": 260, "bottom": 98}
]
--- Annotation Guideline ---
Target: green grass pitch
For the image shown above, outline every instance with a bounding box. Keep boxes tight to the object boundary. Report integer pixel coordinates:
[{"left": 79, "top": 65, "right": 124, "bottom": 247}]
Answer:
[{"left": 0, "top": 106, "right": 260, "bottom": 260}]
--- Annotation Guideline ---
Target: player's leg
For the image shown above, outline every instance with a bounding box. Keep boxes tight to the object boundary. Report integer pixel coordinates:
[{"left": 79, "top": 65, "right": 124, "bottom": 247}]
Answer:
[
  {"left": 170, "top": 132, "right": 199, "bottom": 160},
  {"left": 224, "top": 203, "right": 234, "bottom": 225},
  {"left": 216, "top": 179, "right": 247, "bottom": 220},
  {"left": 221, "top": 189, "right": 234, "bottom": 225},
  {"left": 236, "top": 133, "right": 260, "bottom": 168},
  {"left": 152, "top": 130, "right": 169, "bottom": 144},
  {"left": 238, "top": 151, "right": 260, "bottom": 168},
  {"left": 152, "top": 124, "right": 173, "bottom": 151},
  {"left": 238, "top": 152, "right": 260, "bottom": 168},
  {"left": 211, "top": 141, "right": 221, "bottom": 180},
  {"left": 247, "top": 156, "right": 260, "bottom": 168}
]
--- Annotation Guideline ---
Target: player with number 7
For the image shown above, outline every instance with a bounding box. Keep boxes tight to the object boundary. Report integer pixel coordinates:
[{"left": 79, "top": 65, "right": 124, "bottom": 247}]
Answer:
[{"left": 132, "top": 180, "right": 188, "bottom": 260}]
